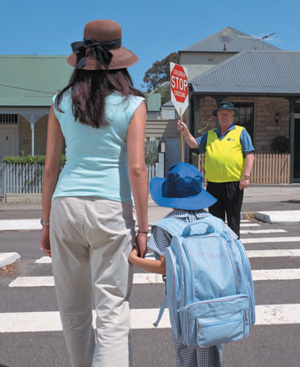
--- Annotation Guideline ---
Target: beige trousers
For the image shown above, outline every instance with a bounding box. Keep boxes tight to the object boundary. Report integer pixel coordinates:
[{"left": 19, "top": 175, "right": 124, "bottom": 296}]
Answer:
[{"left": 50, "top": 197, "right": 135, "bottom": 367}]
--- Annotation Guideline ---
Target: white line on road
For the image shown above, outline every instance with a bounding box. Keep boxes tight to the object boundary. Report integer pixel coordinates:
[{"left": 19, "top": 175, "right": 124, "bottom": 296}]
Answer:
[
  {"left": 240, "top": 223, "right": 260, "bottom": 227},
  {"left": 0, "top": 219, "right": 256, "bottom": 232},
  {"left": 35, "top": 256, "right": 52, "bottom": 264},
  {"left": 34, "top": 248, "right": 300, "bottom": 266},
  {"left": 9, "top": 268, "right": 300, "bottom": 288},
  {"left": 0, "top": 304, "right": 300, "bottom": 333},
  {"left": 35, "top": 253, "right": 156, "bottom": 264},
  {"left": 247, "top": 249, "right": 300, "bottom": 258},
  {"left": 240, "top": 229, "right": 286, "bottom": 235},
  {"left": 242, "top": 237, "right": 300, "bottom": 244},
  {"left": 0, "top": 219, "right": 41, "bottom": 231},
  {"left": 252, "top": 268, "right": 300, "bottom": 281},
  {"left": 9, "top": 274, "right": 165, "bottom": 287},
  {"left": 9, "top": 276, "right": 55, "bottom": 287}
]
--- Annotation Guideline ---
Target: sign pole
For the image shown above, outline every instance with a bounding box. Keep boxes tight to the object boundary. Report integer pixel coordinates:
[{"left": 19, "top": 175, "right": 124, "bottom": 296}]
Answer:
[{"left": 180, "top": 108, "right": 184, "bottom": 162}]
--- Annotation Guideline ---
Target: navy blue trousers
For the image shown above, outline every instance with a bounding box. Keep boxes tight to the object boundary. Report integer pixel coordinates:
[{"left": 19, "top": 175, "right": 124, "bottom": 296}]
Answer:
[{"left": 206, "top": 181, "right": 244, "bottom": 237}]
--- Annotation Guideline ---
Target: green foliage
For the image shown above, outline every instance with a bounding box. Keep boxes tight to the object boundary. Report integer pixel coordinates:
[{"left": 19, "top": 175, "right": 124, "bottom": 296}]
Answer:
[
  {"left": 143, "top": 52, "right": 178, "bottom": 92},
  {"left": 145, "top": 138, "right": 158, "bottom": 166},
  {"left": 3, "top": 153, "right": 66, "bottom": 165},
  {"left": 270, "top": 136, "right": 290, "bottom": 154}
]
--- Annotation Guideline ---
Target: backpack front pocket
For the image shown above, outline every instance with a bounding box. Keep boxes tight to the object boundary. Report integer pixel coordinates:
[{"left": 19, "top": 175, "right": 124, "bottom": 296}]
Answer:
[{"left": 179, "top": 294, "right": 251, "bottom": 348}]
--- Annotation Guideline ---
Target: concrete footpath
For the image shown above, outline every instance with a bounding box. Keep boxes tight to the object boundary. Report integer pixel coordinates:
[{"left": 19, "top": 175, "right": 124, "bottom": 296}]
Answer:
[{"left": 1, "top": 184, "right": 300, "bottom": 267}]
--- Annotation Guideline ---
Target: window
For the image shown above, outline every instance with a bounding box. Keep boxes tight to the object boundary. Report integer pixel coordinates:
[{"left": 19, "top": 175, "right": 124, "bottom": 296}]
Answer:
[
  {"left": 0, "top": 114, "right": 18, "bottom": 124},
  {"left": 294, "top": 103, "right": 300, "bottom": 113},
  {"left": 233, "top": 103, "right": 254, "bottom": 140}
]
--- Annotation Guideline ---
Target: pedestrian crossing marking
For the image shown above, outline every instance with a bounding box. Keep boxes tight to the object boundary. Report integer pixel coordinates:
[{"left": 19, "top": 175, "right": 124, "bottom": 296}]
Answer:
[
  {"left": 252, "top": 268, "right": 300, "bottom": 281},
  {"left": 0, "top": 219, "right": 41, "bottom": 231},
  {"left": 240, "top": 229, "right": 286, "bottom": 235},
  {"left": 34, "top": 247, "right": 300, "bottom": 267},
  {"left": 247, "top": 249, "right": 300, "bottom": 258},
  {"left": 35, "top": 256, "right": 52, "bottom": 264},
  {"left": 0, "top": 219, "right": 258, "bottom": 232},
  {"left": 1, "top": 304, "right": 300, "bottom": 333},
  {"left": 35, "top": 253, "right": 156, "bottom": 264},
  {"left": 8, "top": 267, "right": 300, "bottom": 288},
  {"left": 9, "top": 274, "right": 165, "bottom": 287},
  {"left": 9, "top": 276, "right": 55, "bottom": 287},
  {"left": 242, "top": 236, "right": 300, "bottom": 244},
  {"left": 133, "top": 273, "right": 164, "bottom": 284}
]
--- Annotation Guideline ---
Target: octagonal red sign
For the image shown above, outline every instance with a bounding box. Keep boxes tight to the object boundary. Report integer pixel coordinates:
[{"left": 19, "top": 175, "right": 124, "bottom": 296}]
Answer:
[
  {"left": 171, "top": 64, "right": 188, "bottom": 103},
  {"left": 170, "top": 62, "right": 189, "bottom": 115}
]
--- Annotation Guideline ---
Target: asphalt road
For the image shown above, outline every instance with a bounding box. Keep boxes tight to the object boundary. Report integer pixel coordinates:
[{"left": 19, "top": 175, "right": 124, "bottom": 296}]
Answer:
[{"left": 1, "top": 218, "right": 300, "bottom": 367}]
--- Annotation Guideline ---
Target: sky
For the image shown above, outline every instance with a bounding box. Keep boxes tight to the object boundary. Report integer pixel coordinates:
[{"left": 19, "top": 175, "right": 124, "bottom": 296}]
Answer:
[{"left": 1, "top": 0, "right": 300, "bottom": 91}]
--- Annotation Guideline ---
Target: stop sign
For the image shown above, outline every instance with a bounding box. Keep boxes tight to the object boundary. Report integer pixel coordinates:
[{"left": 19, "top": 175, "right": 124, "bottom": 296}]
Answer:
[{"left": 170, "top": 62, "right": 189, "bottom": 115}]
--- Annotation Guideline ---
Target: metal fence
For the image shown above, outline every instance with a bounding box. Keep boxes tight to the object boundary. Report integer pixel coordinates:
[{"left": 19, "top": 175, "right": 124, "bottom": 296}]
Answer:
[
  {"left": 1, "top": 163, "right": 44, "bottom": 200},
  {"left": 195, "top": 153, "right": 291, "bottom": 184},
  {"left": 0, "top": 153, "right": 165, "bottom": 202}
]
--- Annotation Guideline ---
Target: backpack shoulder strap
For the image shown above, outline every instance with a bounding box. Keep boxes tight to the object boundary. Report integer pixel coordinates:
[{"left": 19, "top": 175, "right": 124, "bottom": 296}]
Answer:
[
  {"left": 153, "top": 217, "right": 187, "bottom": 237},
  {"left": 152, "top": 217, "right": 185, "bottom": 328}
]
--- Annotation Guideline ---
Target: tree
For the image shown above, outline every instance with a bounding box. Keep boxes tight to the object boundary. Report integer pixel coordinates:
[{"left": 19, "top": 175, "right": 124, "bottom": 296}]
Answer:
[{"left": 143, "top": 52, "right": 178, "bottom": 92}]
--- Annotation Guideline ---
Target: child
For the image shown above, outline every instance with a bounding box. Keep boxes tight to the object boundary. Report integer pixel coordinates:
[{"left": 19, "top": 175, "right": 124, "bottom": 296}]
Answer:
[{"left": 130, "top": 162, "right": 239, "bottom": 367}]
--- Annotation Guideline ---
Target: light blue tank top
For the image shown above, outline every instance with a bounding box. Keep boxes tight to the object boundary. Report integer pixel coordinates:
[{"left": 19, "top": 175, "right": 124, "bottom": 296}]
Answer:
[{"left": 52, "top": 89, "right": 144, "bottom": 205}]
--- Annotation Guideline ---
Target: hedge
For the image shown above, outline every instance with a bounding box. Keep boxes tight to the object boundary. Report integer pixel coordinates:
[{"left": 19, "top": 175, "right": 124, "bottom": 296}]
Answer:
[{"left": 2, "top": 154, "right": 66, "bottom": 165}]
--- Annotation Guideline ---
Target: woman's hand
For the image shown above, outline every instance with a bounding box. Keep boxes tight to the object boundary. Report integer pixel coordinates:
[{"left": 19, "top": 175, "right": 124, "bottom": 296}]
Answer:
[
  {"left": 40, "top": 226, "right": 51, "bottom": 257},
  {"left": 135, "top": 232, "right": 148, "bottom": 258}
]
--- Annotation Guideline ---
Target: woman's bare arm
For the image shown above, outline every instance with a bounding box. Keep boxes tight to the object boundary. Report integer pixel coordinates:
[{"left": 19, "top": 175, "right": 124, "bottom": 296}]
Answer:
[
  {"left": 40, "top": 105, "right": 64, "bottom": 256},
  {"left": 127, "top": 101, "right": 149, "bottom": 257}
]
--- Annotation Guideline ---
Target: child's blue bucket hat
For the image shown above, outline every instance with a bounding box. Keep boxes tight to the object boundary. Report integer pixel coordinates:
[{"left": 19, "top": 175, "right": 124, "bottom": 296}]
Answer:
[{"left": 150, "top": 162, "right": 217, "bottom": 210}]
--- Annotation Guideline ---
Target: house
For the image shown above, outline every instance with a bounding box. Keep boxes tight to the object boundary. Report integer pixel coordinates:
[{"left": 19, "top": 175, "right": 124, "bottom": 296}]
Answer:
[
  {"left": 178, "top": 26, "right": 279, "bottom": 80},
  {"left": 0, "top": 55, "right": 176, "bottom": 161},
  {"left": 0, "top": 55, "right": 73, "bottom": 161}
]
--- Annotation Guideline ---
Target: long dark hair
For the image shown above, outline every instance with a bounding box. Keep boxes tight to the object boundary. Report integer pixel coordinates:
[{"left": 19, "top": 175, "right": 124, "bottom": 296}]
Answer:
[{"left": 55, "top": 68, "right": 144, "bottom": 128}]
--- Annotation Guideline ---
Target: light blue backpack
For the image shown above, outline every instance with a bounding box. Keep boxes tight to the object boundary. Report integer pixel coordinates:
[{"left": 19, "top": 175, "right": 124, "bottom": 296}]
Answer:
[{"left": 153, "top": 215, "right": 255, "bottom": 348}]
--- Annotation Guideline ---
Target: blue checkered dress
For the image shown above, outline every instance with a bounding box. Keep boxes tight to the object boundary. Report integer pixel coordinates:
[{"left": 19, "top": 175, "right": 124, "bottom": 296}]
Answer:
[{"left": 148, "top": 209, "right": 237, "bottom": 367}]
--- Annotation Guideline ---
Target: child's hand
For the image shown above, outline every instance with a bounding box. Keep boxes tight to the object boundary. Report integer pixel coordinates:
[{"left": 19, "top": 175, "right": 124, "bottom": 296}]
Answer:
[{"left": 129, "top": 247, "right": 139, "bottom": 264}]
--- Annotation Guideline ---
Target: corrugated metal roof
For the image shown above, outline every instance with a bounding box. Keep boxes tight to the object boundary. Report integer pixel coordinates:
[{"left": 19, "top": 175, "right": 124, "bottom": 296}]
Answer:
[
  {"left": 182, "top": 27, "right": 279, "bottom": 53},
  {"left": 191, "top": 50, "right": 300, "bottom": 95},
  {"left": 0, "top": 55, "right": 73, "bottom": 106}
]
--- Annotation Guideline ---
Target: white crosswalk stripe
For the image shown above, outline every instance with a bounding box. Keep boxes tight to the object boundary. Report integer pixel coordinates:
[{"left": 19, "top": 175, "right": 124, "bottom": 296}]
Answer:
[
  {"left": 0, "top": 219, "right": 263, "bottom": 232},
  {"left": 1, "top": 304, "right": 300, "bottom": 333},
  {"left": 242, "top": 236, "right": 300, "bottom": 243},
  {"left": 8, "top": 267, "right": 300, "bottom": 288},
  {"left": 240, "top": 229, "right": 286, "bottom": 234}
]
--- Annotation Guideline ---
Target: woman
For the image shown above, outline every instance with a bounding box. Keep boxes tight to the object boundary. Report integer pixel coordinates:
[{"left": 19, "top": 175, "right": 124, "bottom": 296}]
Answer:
[{"left": 40, "top": 19, "right": 148, "bottom": 367}]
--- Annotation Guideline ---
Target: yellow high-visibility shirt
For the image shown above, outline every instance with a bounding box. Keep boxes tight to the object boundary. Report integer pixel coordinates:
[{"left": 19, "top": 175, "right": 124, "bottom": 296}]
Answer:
[{"left": 205, "top": 126, "right": 245, "bottom": 182}]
